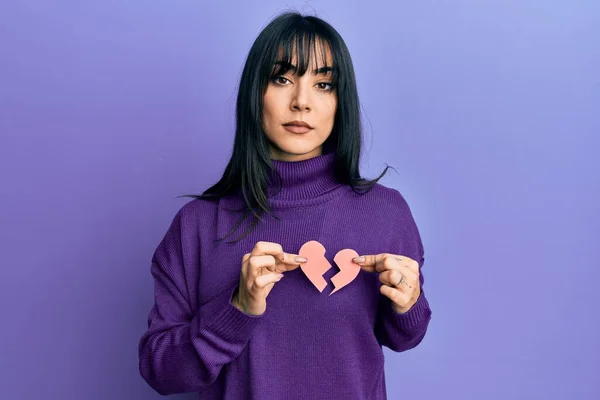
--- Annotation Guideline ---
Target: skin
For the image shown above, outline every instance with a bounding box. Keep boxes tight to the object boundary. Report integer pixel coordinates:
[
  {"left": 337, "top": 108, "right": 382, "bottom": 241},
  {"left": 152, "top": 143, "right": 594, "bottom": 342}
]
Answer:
[
  {"left": 351, "top": 254, "right": 421, "bottom": 314},
  {"left": 262, "top": 41, "right": 338, "bottom": 162},
  {"left": 232, "top": 43, "right": 422, "bottom": 316},
  {"left": 232, "top": 242, "right": 421, "bottom": 316}
]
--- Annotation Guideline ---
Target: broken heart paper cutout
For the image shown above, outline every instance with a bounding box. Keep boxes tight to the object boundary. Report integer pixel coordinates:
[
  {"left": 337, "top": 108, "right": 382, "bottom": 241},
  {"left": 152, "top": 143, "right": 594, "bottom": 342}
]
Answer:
[
  {"left": 330, "top": 248, "right": 360, "bottom": 295},
  {"left": 298, "top": 240, "right": 361, "bottom": 295},
  {"left": 298, "top": 241, "right": 331, "bottom": 292}
]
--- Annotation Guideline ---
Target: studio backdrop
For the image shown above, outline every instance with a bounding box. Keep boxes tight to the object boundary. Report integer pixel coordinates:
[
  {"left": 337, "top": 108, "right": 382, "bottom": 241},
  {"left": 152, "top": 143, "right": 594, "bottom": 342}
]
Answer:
[{"left": 1, "top": 1, "right": 598, "bottom": 399}]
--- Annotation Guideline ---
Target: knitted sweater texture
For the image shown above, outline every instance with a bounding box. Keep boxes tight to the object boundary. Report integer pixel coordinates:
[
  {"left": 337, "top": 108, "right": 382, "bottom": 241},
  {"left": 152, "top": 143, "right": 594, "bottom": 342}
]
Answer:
[{"left": 138, "top": 152, "right": 431, "bottom": 399}]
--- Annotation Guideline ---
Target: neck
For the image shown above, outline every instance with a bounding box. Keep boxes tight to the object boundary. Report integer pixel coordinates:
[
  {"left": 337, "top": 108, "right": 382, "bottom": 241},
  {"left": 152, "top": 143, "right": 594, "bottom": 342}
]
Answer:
[
  {"left": 221, "top": 151, "right": 345, "bottom": 211},
  {"left": 267, "top": 151, "right": 340, "bottom": 204}
]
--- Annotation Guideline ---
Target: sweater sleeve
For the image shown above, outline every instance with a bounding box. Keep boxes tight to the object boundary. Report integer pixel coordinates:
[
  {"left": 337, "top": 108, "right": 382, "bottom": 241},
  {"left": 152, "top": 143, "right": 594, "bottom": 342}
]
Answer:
[
  {"left": 374, "top": 191, "right": 432, "bottom": 352},
  {"left": 138, "top": 208, "right": 262, "bottom": 395}
]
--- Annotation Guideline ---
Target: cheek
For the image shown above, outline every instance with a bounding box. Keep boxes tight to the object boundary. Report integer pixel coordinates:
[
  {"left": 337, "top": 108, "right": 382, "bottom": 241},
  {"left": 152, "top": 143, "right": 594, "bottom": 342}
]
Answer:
[
  {"left": 262, "top": 95, "right": 275, "bottom": 128},
  {"left": 262, "top": 92, "right": 282, "bottom": 125},
  {"left": 322, "top": 99, "right": 337, "bottom": 124}
]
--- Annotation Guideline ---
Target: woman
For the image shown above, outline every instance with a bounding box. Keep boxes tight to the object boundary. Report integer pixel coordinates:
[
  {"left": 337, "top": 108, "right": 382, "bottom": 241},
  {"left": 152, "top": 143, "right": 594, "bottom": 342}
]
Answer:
[{"left": 138, "top": 11, "right": 431, "bottom": 399}]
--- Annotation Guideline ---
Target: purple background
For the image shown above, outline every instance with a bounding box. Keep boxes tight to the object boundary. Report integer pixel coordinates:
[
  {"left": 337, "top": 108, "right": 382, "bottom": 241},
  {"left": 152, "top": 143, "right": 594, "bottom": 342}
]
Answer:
[{"left": 1, "top": 1, "right": 598, "bottom": 399}]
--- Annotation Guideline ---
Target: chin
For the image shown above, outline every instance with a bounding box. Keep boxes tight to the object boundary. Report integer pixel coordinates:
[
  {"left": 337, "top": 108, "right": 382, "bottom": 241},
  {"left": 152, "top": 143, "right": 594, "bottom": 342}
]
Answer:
[{"left": 270, "top": 142, "right": 323, "bottom": 159}]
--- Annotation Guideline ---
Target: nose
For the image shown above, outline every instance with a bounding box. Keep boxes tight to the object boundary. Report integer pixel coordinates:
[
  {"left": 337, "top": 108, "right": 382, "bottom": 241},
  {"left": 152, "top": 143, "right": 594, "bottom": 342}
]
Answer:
[{"left": 290, "top": 82, "right": 311, "bottom": 112}]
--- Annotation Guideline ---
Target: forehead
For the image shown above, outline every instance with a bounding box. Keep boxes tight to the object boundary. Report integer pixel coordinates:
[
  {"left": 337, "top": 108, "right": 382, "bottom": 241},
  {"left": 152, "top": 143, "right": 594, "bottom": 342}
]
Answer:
[{"left": 275, "top": 37, "right": 334, "bottom": 70}]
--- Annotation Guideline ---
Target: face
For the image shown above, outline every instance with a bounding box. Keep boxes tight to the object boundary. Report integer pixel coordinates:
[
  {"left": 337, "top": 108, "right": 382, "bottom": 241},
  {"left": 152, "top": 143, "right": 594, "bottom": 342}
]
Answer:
[{"left": 262, "top": 41, "right": 337, "bottom": 162}]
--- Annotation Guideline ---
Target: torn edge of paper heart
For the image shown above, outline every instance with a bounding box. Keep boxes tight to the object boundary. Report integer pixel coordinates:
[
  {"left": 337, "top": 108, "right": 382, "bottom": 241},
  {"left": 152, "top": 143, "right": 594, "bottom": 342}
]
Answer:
[
  {"left": 329, "top": 248, "right": 361, "bottom": 296},
  {"left": 298, "top": 240, "right": 332, "bottom": 293}
]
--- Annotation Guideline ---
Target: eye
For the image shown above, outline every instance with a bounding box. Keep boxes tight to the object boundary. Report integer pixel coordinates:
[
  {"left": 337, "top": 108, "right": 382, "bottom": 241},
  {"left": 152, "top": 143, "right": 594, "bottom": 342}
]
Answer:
[
  {"left": 316, "top": 82, "right": 334, "bottom": 92},
  {"left": 271, "top": 76, "right": 291, "bottom": 85}
]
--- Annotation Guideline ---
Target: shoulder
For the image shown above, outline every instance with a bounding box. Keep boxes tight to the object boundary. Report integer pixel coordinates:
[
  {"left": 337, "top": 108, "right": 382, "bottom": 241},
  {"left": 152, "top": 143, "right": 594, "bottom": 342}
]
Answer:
[
  {"left": 356, "top": 182, "right": 415, "bottom": 221},
  {"left": 368, "top": 183, "right": 424, "bottom": 261},
  {"left": 163, "top": 197, "right": 219, "bottom": 236},
  {"left": 177, "top": 197, "right": 218, "bottom": 219}
]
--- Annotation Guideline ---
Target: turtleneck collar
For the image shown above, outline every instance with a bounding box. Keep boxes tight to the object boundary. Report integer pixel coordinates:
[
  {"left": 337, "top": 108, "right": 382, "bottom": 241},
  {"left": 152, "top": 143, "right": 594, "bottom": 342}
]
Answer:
[
  {"left": 219, "top": 151, "right": 346, "bottom": 212},
  {"left": 267, "top": 151, "right": 344, "bottom": 208}
]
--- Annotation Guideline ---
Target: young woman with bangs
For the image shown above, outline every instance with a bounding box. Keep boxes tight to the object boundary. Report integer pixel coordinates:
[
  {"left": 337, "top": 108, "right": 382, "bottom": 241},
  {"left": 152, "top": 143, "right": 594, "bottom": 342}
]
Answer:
[{"left": 139, "top": 11, "right": 431, "bottom": 400}]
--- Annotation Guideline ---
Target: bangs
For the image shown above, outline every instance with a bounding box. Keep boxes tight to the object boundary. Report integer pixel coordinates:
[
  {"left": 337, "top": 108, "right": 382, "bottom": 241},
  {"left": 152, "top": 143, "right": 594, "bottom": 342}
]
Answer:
[{"left": 269, "top": 29, "right": 338, "bottom": 84}]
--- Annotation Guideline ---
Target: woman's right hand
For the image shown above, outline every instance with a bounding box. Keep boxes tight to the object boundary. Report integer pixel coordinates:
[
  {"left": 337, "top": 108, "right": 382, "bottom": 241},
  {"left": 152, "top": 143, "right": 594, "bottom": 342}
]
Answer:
[{"left": 232, "top": 241, "right": 307, "bottom": 316}]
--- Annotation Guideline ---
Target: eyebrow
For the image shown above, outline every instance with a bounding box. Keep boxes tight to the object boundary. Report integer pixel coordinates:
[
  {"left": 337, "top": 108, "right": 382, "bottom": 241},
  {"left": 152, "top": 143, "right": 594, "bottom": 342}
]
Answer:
[{"left": 273, "top": 60, "right": 334, "bottom": 76}]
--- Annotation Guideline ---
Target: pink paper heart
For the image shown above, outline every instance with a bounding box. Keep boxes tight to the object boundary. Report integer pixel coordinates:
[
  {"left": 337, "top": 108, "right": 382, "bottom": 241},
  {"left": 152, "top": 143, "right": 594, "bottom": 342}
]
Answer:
[
  {"left": 330, "top": 248, "right": 361, "bottom": 295},
  {"left": 298, "top": 240, "right": 332, "bottom": 292}
]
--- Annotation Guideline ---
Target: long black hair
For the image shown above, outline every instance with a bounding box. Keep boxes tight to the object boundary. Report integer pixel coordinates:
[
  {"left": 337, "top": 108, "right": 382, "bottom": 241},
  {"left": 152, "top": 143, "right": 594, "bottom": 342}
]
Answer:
[{"left": 181, "top": 11, "right": 392, "bottom": 243}]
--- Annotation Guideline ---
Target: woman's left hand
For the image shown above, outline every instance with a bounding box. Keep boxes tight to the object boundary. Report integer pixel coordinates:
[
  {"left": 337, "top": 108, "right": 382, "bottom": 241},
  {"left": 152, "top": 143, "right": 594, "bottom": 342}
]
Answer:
[{"left": 352, "top": 253, "right": 420, "bottom": 314}]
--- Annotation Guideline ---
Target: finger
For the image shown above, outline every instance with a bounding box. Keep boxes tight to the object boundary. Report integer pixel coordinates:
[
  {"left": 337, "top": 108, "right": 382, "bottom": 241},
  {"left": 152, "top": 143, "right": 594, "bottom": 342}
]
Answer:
[
  {"left": 387, "top": 258, "right": 418, "bottom": 283},
  {"left": 352, "top": 253, "right": 388, "bottom": 272},
  {"left": 251, "top": 241, "right": 284, "bottom": 257},
  {"left": 391, "top": 255, "right": 420, "bottom": 274},
  {"left": 380, "top": 284, "right": 411, "bottom": 305},
  {"left": 355, "top": 254, "right": 402, "bottom": 273},
  {"left": 274, "top": 252, "right": 307, "bottom": 272},
  {"left": 375, "top": 254, "right": 418, "bottom": 275},
  {"left": 248, "top": 255, "right": 277, "bottom": 276},
  {"left": 379, "top": 269, "right": 415, "bottom": 291},
  {"left": 354, "top": 253, "right": 419, "bottom": 274},
  {"left": 379, "top": 269, "right": 401, "bottom": 287},
  {"left": 241, "top": 253, "right": 251, "bottom": 278},
  {"left": 377, "top": 255, "right": 402, "bottom": 273},
  {"left": 251, "top": 242, "right": 307, "bottom": 271},
  {"left": 253, "top": 272, "right": 284, "bottom": 289}
]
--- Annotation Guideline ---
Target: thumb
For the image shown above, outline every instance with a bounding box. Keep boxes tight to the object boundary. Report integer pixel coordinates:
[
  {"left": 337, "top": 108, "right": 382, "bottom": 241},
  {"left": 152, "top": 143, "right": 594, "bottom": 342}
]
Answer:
[
  {"left": 353, "top": 254, "right": 383, "bottom": 272},
  {"left": 254, "top": 272, "right": 285, "bottom": 288},
  {"left": 276, "top": 252, "right": 307, "bottom": 272}
]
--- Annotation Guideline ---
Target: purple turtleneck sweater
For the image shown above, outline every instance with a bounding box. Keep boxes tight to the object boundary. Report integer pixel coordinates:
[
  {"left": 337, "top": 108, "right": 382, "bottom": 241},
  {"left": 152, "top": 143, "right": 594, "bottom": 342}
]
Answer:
[{"left": 138, "top": 152, "right": 431, "bottom": 399}]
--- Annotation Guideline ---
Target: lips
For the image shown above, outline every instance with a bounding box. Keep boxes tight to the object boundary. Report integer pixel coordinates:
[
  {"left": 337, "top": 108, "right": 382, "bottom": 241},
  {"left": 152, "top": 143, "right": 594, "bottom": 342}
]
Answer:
[
  {"left": 283, "top": 120, "right": 313, "bottom": 134},
  {"left": 283, "top": 120, "right": 313, "bottom": 129}
]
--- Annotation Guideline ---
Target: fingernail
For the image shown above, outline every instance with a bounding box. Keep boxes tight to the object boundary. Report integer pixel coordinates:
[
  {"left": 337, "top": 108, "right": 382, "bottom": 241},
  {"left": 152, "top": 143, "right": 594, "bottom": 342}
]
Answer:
[
  {"left": 295, "top": 256, "right": 308, "bottom": 263},
  {"left": 353, "top": 256, "right": 365, "bottom": 263},
  {"left": 277, "top": 274, "right": 284, "bottom": 279}
]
